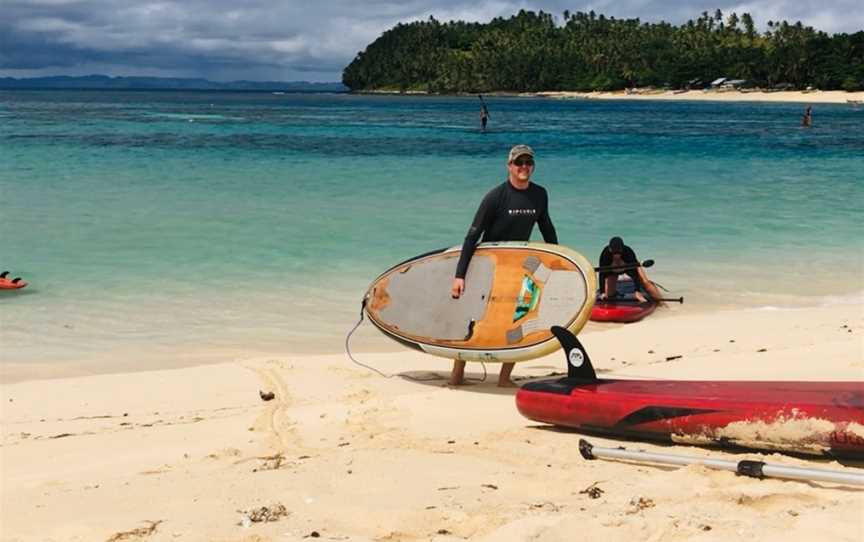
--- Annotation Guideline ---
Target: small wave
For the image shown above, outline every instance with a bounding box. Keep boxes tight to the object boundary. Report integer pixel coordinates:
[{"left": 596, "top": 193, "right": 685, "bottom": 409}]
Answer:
[
  {"left": 739, "top": 290, "right": 864, "bottom": 311},
  {"left": 144, "top": 112, "right": 243, "bottom": 121},
  {"left": 818, "top": 290, "right": 864, "bottom": 307}
]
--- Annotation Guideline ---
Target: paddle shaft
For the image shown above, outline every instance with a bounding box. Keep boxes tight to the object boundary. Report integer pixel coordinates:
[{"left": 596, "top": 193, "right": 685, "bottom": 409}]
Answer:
[
  {"left": 579, "top": 439, "right": 864, "bottom": 486},
  {"left": 594, "top": 259, "right": 654, "bottom": 274}
]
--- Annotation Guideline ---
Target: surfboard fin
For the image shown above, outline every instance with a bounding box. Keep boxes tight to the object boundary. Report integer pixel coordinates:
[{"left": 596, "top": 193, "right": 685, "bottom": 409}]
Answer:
[{"left": 551, "top": 326, "right": 597, "bottom": 381}]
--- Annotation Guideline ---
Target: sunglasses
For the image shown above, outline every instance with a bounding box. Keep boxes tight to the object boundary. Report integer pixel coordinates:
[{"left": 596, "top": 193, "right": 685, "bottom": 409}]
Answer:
[{"left": 512, "top": 158, "right": 535, "bottom": 167}]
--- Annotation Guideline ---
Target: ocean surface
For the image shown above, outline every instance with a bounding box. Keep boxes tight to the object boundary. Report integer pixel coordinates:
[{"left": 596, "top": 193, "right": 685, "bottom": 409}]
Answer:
[{"left": 2, "top": 90, "right": 862, "bottom": 376}]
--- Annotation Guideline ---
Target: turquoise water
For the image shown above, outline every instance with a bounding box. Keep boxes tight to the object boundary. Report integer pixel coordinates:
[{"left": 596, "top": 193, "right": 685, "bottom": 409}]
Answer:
[{"left": 2, "top": 91, "right": 862, "bottom": 375}]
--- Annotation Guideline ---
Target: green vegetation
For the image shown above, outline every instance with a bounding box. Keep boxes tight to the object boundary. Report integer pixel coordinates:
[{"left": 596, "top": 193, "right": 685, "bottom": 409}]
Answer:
[{"left": 342, "top": 10, "right": 864, "bottom": 93}]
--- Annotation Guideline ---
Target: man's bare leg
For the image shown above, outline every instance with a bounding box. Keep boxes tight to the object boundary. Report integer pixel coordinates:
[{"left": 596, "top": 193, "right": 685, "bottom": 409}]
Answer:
[
  {"left": 498, "top": 362, "right": 517, "bottom": 387},
  {"left": 450, "top": 360, "right": 466, "bottom": 385},
  {"left": 604, "top": 275, "right": 619, "bottom": 298},
  {"left": 637, "top": 268, "right": 666, "bottom": 306}
]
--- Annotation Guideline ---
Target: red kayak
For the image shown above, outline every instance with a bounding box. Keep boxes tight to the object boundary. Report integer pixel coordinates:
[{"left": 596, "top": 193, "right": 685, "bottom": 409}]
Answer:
[
  {"left": 516, "top": 327, "right": 864, "bottom": 458},
  {"left": 591, "top": 277, "right": 656, "bottom": 323},
  {"left": 591, "top": 299, "right": 656, "bottom": 322},
  {"left": 0, "top": 271, "right": 27, "bottom": 290}
]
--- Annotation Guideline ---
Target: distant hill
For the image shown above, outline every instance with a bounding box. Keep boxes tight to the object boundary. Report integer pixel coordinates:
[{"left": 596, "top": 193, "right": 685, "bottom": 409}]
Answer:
[{"left": 0, "top": 75, "right": 348, "bottom": 92}]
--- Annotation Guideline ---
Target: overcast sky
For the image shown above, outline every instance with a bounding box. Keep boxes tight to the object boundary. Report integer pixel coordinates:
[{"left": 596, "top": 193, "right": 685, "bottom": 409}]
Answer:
[{"left": 1, "top": 1, "right": 861, "bottom": 82}]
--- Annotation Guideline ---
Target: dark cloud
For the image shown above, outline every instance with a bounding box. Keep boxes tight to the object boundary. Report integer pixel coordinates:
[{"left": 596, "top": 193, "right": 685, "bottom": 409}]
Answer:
[{"left": 1, "top": 1, "right": 860, "bottom": 82}]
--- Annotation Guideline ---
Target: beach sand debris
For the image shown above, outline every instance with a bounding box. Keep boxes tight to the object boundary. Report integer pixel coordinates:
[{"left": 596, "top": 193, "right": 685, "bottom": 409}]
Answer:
[
  {"left": 238, "top": 503, "right": 289, "bottom": 527},
  {"left": 665, "top": 355, "right": 683, "bottom": 361},
  {"left": 579, "top": 481, "right": 604, "bottom": 499},
  {"left": 251, "top": 453, "right": 287, "bottom": 472},
  {"left": 105, "top": 520, "right": 163, "bottom": 541},
  {"left": 627, "top": 496, "right": 655, "bottom": 514},
  {"left": 259, "top": 390, "right": 275, "bottom": 401},
  {"left": 529, "top": 501, "right": 562, "bottom": 511}
]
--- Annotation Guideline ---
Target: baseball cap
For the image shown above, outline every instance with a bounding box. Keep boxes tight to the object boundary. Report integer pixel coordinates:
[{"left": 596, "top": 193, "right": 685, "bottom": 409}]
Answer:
[{"left": 508, "top": 144, "right": 535, "bottom": 163}]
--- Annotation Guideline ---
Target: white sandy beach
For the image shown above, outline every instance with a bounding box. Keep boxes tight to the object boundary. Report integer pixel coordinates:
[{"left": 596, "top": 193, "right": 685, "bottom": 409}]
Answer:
[
  {"left": 536, "top": 89, "right": 864, "bottom": 104},
  {"left": 2, "top": 303, "right": 863, "bottom": 541}
]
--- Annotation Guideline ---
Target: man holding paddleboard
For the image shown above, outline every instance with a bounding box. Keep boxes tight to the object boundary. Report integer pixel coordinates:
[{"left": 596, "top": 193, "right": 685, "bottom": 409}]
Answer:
[{"left": 450, "top": 144, "right": 558, "bottom": 387}]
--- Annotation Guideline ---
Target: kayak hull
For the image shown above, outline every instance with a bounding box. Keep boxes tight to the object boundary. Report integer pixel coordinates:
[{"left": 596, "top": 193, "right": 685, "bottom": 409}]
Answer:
[
  {"left": 591, "top": 276, "right": 655, "bottom": 323},
  {"left": 0, "top": 278, "right": 27, "bottom": 290},
  {"left": 590, "top": 301, "right": 656, "bottom": 322},
  {"left": 516, "top": 378, "right": 864, "bottom": 458}
]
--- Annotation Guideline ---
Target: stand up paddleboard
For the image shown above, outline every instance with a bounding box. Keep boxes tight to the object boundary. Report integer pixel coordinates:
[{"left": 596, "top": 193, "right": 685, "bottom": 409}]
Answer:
[
  {"left": 590, "top": 276, "right": 656, "bottom": 323},
  {"left": 516, "top": 327, "right": 864, "bottom": 458},
  {"left": 0, "top": 271, "right": 27, "bottom": 290},
  {"left": 363, "top": 242, "right": 596, "bottom": 362}
]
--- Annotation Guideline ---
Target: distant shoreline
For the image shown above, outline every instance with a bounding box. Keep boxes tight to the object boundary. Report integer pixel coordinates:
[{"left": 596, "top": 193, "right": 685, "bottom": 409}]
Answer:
[
  {"left": 537, "top": 89, "right": 864, "bottom": 104},
  {"left": 358, "top": 88, "right": 864, "bottom": 104},
  {"left": 4, "top": 87, "right": 861, "bottom": 104}
]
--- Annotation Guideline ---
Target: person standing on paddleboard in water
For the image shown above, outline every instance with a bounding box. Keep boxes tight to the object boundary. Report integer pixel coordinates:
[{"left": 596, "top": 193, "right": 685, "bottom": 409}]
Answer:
[
  {"left": 598, "top": 236, "right": 665, "bottom": 305},
  {"left": 479, "top": 100, "right": 489, "bottom": 132},
  {"left": 450, "top": 144, "right": 558, "bottom": 387},
  {"left": 801, "top": 105, "right": 813, "bottom": 127}
]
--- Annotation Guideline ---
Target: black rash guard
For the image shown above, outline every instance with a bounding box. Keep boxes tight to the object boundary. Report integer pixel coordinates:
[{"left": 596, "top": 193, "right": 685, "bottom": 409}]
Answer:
[
  {"left": 598, "top": 245, "right": 643, "bottom": 291},
  {"left": 455, "top": 181, "right": 558, "bottom": 279}
]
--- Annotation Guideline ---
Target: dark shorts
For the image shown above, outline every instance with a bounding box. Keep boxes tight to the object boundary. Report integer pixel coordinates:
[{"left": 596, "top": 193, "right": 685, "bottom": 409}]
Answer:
[{"left": 600, "top": 270, "right": 644, "bottom": 293}]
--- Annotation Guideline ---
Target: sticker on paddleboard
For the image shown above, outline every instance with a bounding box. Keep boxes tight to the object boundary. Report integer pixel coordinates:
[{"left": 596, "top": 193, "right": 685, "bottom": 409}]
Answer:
[{"left": 569, "top": 349, "right": 585, "bottom": 368}]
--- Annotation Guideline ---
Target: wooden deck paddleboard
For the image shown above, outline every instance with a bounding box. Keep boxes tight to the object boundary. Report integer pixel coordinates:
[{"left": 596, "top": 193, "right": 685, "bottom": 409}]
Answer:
[{"left": 363, "top": 242, "right": 596, "bottom": 362}]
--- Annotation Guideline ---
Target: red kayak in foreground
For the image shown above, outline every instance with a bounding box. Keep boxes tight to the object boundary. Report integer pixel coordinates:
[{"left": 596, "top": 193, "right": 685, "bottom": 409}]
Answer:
[
  {"left": 0, "top": 271, "right": 27, "bottom": 290},
  {"left": 516, "top": 327, "right": 864, "bottom": 458}
]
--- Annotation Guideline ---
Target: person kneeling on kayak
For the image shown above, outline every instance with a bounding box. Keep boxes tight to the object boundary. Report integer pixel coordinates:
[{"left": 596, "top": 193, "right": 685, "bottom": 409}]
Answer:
[{"left": 598, "top": 237, "right": 665, "bottom": 305}]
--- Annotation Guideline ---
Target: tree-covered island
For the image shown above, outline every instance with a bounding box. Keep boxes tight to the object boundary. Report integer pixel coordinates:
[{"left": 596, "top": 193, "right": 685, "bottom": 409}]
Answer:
[{"left": 342, "top": 9, "right": 864, "bottom": 93}]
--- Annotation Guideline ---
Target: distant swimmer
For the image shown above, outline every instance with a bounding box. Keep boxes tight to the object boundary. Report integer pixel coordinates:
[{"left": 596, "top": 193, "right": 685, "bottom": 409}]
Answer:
[
  {"left": 478, "top": 95, "right": 489, "bottom": 132},
  {"left": 802, "top": 105, "right": 813, "bottom": 127}
]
